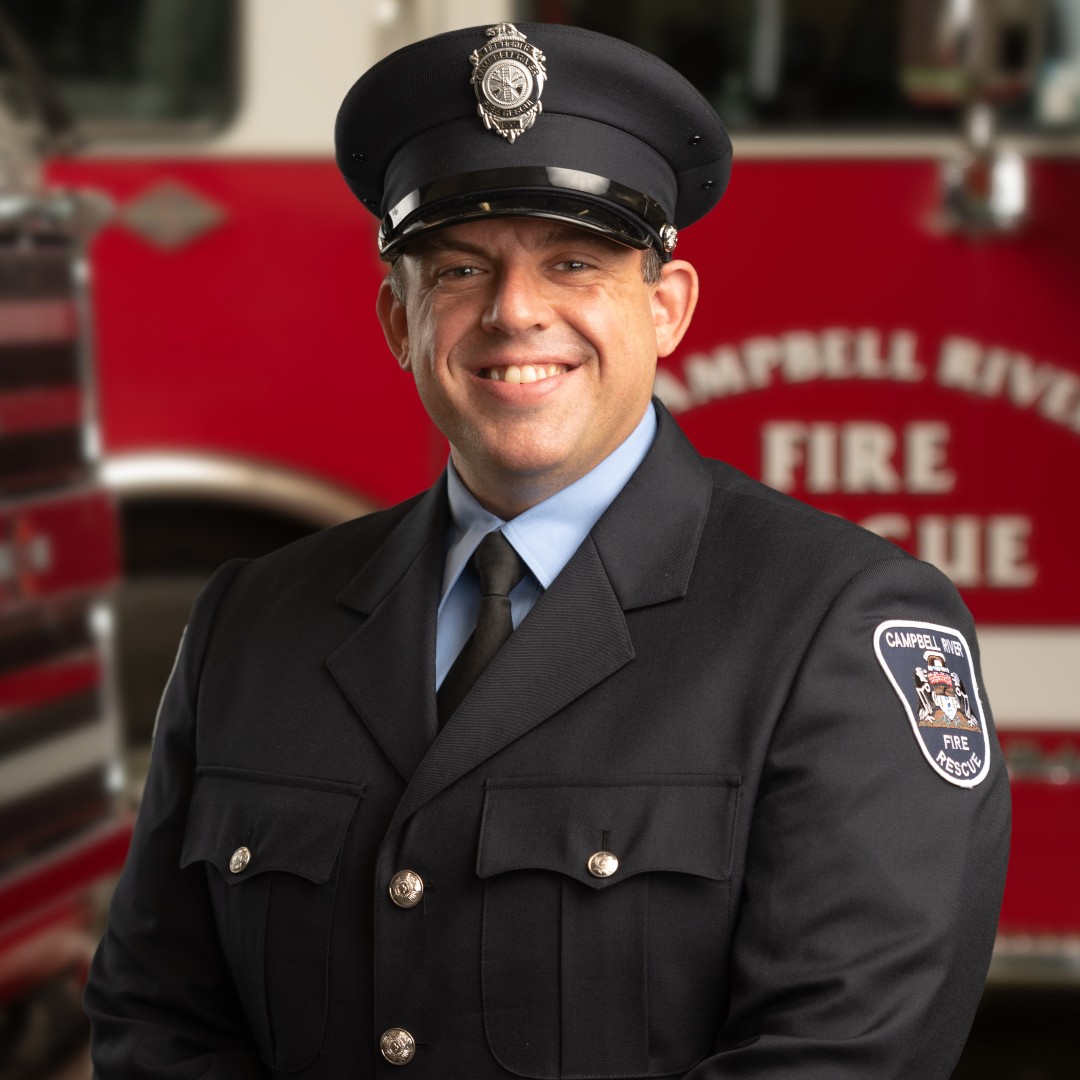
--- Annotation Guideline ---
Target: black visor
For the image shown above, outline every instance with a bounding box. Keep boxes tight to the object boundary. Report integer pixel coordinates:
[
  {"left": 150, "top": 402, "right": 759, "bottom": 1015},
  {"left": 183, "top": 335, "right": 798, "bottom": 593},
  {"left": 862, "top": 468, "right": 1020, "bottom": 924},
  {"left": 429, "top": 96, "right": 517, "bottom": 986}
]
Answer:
[{"left": 379, "top": 166, "right": 675, "bottom": 259}]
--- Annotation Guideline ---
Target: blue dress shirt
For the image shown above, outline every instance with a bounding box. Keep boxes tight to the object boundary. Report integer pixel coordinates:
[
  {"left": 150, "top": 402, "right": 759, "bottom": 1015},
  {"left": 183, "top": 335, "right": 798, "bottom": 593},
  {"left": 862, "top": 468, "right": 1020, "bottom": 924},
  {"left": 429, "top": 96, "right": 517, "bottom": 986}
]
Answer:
[{"left": 436, "top": 403, "right": 658, "bottom": 688}]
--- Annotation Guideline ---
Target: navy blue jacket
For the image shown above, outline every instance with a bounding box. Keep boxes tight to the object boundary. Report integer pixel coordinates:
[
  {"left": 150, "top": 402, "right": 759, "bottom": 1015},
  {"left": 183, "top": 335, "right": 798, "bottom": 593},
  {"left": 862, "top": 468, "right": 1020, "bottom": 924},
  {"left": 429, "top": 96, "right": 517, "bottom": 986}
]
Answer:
[{"left": 86, "top": 404, "right": 1010, "bottom": 1078}]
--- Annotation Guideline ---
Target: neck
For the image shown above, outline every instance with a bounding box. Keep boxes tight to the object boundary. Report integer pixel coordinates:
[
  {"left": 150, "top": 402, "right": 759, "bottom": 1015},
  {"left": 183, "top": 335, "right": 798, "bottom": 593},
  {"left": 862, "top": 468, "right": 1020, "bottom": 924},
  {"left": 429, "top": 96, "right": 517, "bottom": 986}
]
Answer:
[{"left": 449, "top": 457, "right": 579, "bottom": 521}]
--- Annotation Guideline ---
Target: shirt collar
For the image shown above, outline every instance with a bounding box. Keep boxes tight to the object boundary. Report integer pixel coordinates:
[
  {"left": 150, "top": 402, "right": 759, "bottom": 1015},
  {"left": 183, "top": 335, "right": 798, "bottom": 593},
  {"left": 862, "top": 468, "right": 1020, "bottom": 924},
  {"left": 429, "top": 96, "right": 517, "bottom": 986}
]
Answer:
[{"left": 440, "top": 403, "right": 657, "bottom": 608}]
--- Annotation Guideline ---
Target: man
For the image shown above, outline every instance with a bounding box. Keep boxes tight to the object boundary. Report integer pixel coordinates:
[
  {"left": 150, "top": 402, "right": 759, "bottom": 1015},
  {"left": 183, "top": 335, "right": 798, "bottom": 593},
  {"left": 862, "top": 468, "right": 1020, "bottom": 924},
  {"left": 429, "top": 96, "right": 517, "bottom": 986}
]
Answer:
[{"left": 86, "top": 22, "right": 1010, "bottom": 1079}]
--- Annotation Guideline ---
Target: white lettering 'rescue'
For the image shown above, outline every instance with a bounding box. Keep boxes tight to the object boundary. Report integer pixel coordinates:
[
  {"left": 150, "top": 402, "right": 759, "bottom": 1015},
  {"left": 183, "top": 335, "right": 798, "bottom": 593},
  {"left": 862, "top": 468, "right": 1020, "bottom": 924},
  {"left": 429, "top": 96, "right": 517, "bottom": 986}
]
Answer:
[{"left": 936, "top": 750, "right": 983, "bottom": 779}]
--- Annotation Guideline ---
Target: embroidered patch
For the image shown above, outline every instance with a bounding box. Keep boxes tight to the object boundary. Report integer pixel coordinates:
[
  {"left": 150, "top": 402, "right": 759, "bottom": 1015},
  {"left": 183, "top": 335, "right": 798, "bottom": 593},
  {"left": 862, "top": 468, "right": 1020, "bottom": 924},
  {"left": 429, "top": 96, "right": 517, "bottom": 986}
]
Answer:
[{"left": 874, "top": 620, "right": 990, "bottom": 788}]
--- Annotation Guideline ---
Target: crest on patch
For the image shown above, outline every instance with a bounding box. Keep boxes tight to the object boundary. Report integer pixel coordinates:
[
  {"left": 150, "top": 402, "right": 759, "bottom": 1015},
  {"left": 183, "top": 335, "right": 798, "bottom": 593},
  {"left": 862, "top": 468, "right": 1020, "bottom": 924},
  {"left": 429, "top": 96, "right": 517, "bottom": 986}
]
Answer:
[
  {"left": 470, "top": 24, "right": 547, "bottom": 143},
  {"left": 874, "top": 620, "right": 990, "bottom": 788}
]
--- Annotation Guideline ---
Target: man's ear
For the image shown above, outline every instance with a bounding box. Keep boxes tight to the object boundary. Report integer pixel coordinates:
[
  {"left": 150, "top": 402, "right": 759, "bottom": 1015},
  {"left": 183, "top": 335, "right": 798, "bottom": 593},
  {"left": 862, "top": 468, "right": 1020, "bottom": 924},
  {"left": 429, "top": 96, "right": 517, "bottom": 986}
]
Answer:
[
  {"left": 376, "top": 276, "right": 412, "bottom": 371},
  {"left": 651, "top": 259, "right": 699, "bottom": 358}
]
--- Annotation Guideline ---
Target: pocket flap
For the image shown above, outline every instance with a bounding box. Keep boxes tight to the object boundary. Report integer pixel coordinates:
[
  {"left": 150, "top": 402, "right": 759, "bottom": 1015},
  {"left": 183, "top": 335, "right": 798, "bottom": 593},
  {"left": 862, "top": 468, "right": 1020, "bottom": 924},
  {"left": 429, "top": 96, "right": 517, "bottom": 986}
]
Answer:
[
  {"left": 477, "top": 776, "right": 740, "bottom": 890},
  {"left": 180, "top": 767, "right": 362, "bottom": 886}
]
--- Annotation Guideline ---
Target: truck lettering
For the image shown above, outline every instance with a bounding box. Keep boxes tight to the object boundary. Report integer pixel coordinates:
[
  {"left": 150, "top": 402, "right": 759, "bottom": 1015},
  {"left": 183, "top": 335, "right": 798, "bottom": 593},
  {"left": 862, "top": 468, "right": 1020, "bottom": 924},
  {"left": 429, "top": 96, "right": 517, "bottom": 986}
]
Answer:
[
  {"left": 762, "top": 421, "right": 955, "bottom": 494},
  {"left": 937, "top": 336, "right": 1080, "bottom": 436}
]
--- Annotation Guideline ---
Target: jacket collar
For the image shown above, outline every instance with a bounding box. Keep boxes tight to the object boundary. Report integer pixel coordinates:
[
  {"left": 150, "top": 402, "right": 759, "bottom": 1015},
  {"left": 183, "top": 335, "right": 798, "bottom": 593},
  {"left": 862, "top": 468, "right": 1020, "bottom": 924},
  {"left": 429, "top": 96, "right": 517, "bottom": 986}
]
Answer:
[
  {"left": 327, "top": 402, "right": 713, "bottom": 822},
  {"left": 591, "top": 400, "right": 712, "bottom": 611},
  {"left": 327, "top": 479, "right": 447, "bottom": 780}
]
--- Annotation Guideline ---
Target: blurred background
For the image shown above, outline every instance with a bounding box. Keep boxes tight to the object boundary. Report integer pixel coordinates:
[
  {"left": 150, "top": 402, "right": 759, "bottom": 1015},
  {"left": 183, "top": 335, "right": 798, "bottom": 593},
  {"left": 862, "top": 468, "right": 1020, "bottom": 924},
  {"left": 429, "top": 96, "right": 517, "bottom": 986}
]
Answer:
[{"left": 0, "top": 1, "right": 1077, "bottom": 1076}]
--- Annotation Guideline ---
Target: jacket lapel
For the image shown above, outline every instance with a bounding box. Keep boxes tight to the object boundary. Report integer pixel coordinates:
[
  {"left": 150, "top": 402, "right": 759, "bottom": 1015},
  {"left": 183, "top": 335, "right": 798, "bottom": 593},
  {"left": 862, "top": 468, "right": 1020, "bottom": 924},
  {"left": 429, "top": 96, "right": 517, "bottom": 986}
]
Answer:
[
  {"left": 388, "top": 404, "right": 714, "bottom": 830},
  {"left": 387, "top": 534, "right": 632, "bottom": 830},
  {"left": 326, "top": 480, "right": 448, "bottom": 782},
  {"left": 591, "top": 402, "right": 713, "bottom": 613}
]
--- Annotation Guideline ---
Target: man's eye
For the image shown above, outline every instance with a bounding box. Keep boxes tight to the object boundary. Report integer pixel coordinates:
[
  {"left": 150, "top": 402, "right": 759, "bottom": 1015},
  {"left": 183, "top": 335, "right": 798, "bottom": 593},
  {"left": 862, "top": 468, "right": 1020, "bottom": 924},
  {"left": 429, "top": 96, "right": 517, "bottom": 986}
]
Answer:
[
  {"left": 555, "top": 259, "right": 589, "bottom": 272},
  {"left": 441, "top": 265, "right": 481, "bottom": 279}
]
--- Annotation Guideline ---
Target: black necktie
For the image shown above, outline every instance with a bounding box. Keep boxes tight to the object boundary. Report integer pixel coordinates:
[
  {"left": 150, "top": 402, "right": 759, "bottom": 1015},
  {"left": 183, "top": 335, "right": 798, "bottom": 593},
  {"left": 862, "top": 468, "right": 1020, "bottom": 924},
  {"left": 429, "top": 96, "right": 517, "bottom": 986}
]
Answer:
[{"left": 438, "top": 531, "right": 528, "bottom": 725}]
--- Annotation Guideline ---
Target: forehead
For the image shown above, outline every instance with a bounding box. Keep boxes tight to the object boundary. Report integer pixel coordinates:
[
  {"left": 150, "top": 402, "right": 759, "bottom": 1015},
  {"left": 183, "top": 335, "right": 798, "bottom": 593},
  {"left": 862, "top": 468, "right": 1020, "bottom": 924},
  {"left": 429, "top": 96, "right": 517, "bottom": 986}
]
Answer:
[{"left": 398, "top": 217, "right": 640, "bottom": 261}]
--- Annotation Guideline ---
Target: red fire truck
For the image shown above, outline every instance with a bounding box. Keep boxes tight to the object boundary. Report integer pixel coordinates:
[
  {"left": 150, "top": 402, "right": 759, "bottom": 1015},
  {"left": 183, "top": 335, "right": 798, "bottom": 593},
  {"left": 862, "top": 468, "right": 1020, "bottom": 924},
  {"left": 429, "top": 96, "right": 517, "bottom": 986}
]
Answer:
[
  {"left": 0, "top": 31, "right": 128, "bottom": 1076},
  {"left": 2, "top": 0, "right": 1078, "bottom": 1074}
]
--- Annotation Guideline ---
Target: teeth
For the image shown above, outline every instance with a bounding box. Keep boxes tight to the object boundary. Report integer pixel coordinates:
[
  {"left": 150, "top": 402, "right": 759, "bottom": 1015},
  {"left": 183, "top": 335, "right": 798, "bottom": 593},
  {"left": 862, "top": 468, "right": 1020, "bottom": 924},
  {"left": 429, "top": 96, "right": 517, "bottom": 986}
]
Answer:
[{"left": 484, "top": 364, "right": 568, "bottom": 382}]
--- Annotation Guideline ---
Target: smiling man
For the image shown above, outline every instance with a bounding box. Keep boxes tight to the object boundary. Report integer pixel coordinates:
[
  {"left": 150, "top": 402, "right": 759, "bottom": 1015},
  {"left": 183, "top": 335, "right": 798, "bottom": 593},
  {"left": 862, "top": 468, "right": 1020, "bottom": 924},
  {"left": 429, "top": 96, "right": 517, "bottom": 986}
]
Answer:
[
  {"left": 377, "top": 218, "right": 696, "bottom": 517},
  {"left": 86, "top": 23, "right": 1010, "bottom": 1080}
]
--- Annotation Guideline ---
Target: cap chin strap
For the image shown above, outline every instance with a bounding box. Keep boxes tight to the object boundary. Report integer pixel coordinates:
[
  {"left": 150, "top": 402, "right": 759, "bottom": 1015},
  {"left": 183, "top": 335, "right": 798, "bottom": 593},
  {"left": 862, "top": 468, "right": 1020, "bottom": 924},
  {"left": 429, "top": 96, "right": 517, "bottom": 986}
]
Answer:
[{"left": 378, "top": 166, "right": 677, "bottom": 259}]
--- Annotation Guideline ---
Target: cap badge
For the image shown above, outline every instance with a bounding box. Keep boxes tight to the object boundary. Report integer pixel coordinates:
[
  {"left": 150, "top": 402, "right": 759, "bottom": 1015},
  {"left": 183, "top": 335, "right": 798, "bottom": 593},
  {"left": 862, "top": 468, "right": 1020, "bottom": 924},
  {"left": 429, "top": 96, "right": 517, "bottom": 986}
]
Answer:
[{"left": 470, "top": 24, "right": 547, "bottom": 144}]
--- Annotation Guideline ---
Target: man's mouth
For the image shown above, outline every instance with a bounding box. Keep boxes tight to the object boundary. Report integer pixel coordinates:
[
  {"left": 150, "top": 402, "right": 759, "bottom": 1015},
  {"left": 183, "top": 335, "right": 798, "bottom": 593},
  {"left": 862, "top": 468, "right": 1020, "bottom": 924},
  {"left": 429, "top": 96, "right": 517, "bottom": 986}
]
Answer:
[{"left": 480, "top": 364, "right": 570, "bottom": 383}]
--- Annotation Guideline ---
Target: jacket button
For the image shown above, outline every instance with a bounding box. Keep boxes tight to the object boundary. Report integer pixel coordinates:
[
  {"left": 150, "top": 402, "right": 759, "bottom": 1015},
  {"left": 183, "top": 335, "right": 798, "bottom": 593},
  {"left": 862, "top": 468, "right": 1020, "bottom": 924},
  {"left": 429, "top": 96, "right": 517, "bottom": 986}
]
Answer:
[
  {"left": 587, "top": 850, "right": 619, "bottom": 878},
  {"left": 380, "top": 1027, "right": 416, "bottom": 1065},
  {"left": 229, "top": 846, "right": 251, "bottom": 874},
  {"left": 388, "top": 870, "right": 424, "bottom": 908}
]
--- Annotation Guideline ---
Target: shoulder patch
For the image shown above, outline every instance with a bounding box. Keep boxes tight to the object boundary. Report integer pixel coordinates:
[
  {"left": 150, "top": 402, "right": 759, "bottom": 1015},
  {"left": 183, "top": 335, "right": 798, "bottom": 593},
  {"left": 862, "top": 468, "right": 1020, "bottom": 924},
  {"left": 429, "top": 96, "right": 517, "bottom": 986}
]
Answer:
[{"left": 874, "top": 620, "right": 990, "bottom": 788}]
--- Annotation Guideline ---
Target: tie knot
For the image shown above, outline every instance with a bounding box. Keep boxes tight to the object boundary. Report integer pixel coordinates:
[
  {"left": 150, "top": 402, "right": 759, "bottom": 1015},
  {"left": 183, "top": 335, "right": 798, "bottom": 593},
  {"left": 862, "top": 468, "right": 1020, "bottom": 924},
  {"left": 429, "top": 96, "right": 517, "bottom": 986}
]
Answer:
[{"left": 472, "top": 531, "right": 527, "bottom": 598}]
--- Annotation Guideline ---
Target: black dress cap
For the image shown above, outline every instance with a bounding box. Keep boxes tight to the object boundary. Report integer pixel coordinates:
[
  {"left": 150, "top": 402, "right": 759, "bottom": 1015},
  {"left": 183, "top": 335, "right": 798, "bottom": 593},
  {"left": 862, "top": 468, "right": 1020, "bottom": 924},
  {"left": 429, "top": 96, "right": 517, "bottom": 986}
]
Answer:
[{"left": 335, "top": 22, "right": 731, "bottom": 260}]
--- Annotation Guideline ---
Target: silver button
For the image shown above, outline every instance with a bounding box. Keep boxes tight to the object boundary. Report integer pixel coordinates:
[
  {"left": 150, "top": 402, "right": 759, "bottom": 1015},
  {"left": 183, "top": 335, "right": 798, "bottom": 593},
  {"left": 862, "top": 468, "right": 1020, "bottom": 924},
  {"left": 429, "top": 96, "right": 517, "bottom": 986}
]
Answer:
[
  {"left": 380, "top": 1027, "right": 416, "bottom": 1065},
  {"left": 229, "top": 846, "right": 251, "bottom": 874},
  {"left": 388, "top": 870, "right": 424, "bottom": 909},
  {"left": 587, "top": 851, "right": 619, "bottom": 878}
]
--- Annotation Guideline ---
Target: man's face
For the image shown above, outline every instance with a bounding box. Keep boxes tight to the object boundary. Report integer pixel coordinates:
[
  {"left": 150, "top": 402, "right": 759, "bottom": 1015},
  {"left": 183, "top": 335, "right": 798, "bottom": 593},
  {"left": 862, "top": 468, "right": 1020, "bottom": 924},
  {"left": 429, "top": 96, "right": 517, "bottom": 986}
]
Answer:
[{"left": 377, "top": 217, "right": 697, "bottom": 517}]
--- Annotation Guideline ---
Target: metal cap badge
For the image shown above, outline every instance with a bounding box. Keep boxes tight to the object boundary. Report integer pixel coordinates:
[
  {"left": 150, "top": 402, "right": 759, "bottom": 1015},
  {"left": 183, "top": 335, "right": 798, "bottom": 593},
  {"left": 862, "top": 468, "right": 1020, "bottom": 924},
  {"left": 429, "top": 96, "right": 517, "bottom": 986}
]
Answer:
[{"left": 470, "top": 24, "right": 547, "bottom": 143}]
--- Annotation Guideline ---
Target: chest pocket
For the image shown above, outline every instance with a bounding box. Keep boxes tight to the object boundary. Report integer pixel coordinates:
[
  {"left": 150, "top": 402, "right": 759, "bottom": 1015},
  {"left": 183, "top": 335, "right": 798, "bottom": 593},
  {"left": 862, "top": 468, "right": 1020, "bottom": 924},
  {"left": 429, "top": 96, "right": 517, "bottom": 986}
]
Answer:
[
  {"left": 180, "top": 767, "right": 362, "bottom": 1073},
  {"left": 477, "top": 776, "right": 740, "bottom": 1079}
]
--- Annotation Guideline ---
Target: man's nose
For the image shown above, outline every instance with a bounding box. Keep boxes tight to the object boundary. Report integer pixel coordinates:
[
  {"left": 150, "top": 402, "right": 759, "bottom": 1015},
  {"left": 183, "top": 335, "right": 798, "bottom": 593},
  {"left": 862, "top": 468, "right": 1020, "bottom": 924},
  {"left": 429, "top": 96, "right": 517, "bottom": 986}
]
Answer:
[{"left": 481, "top": 264, "right": 552, "bottom": 335}]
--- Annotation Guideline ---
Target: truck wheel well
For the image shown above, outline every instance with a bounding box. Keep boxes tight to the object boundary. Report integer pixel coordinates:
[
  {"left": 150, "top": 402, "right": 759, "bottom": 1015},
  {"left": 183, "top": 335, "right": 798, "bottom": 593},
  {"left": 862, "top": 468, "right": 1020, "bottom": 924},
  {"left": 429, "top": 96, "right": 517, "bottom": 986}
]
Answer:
[{"left": 120, "top": 497, "right": 319, "bottom": 573}]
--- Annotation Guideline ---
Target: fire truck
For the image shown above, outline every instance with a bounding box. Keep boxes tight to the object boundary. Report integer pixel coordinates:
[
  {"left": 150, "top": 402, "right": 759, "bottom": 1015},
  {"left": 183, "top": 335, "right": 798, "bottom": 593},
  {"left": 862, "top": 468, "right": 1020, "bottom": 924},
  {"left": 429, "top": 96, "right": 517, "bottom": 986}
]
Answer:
[
  {"left": 0, "top": 21, "right": 128, "bottom": 1077},
  {"left": 2, "top": 0, "right": 1078, "bottom": 1074}
]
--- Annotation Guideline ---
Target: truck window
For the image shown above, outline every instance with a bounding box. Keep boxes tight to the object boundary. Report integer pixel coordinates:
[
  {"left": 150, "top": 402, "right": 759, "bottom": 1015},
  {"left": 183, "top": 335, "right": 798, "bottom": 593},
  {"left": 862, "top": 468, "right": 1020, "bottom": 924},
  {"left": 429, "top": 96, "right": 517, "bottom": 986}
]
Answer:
[
  {"left": 522, "top": 0, "right": 1080, "bottom": 132},
  {"left": 0, "top": 0, "right": 238, "bottom": 138}
]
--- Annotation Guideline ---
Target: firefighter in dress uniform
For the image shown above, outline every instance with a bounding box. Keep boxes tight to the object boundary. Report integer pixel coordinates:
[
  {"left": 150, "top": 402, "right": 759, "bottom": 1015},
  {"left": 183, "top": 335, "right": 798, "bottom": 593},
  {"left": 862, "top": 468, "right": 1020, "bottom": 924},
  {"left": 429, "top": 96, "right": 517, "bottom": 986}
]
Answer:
[{"left": 85, "top": 23, "right": 1010, "bottom": 1079}]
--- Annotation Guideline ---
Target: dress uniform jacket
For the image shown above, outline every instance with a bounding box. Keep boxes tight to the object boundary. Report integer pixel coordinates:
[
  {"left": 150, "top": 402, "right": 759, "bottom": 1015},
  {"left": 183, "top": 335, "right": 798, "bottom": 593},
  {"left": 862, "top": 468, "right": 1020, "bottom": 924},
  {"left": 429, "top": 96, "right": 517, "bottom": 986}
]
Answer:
[{"left": 86, "top": 403, "right": 1010, "bottom": 1079}]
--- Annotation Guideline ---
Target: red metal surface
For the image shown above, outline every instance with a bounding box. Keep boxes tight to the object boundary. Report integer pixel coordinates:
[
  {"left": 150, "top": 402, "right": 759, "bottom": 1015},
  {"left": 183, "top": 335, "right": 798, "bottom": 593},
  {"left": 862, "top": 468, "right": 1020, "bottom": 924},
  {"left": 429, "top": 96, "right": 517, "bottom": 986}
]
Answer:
[
  {"left": 0, "top": 653, "right": 100, "bottom": 712},
  {"left": 0, "top": 387, "right": 83, "bottom": 436},
  {"left": 51, "top": 160, "right": 436, "bottom": 508},
  {"left": 0, "top": 299, "right": 77, "bottom": 345},
  {"left": 0, "top": 817, "right": 132, "bottom": 939},
  {"left": 669, "top": 159, "right": 1080, "bottom": 628},
  {"left": 997, "top": 731, "right": 1080, "bottom": 934},
  {"left": 1001, "top": 795, "right": 1080, "bottom": 933},
  {"left": 0, "top": 903, "right": 91, "bottom": 1004},
  {"left": 0, "top": 488, "right": 121, "bottom": 614}
]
